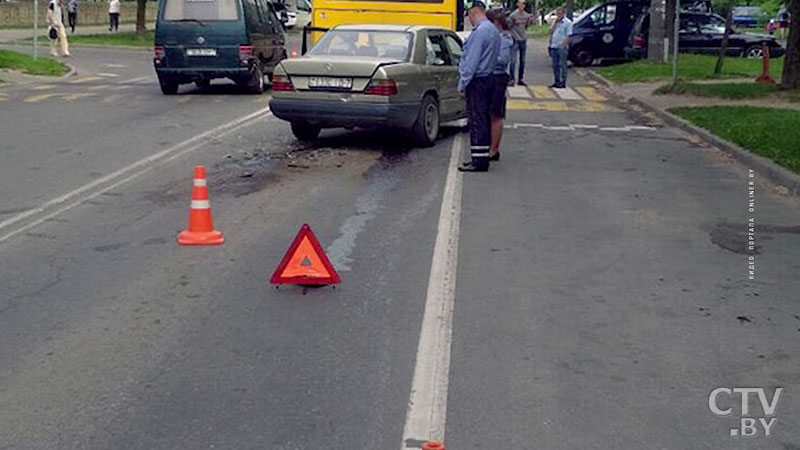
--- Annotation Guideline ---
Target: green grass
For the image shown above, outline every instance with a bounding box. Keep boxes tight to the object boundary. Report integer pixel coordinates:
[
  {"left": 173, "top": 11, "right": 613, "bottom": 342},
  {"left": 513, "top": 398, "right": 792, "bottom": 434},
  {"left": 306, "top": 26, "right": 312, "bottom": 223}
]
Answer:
[
  {"left": 670, "top": 106, "right": 800, "bottom": 173},
  {"left": 595, "top": 53, "right": 784, "bottom": 83},
  {"left": 527, "top": 25, "right": 551, "bottom": 38},
  {"left": 68, "top": 30, "right": 154, "bottom": 47},
  {"left": 0, "top": 49, "right": 68, "bottom": 76}
]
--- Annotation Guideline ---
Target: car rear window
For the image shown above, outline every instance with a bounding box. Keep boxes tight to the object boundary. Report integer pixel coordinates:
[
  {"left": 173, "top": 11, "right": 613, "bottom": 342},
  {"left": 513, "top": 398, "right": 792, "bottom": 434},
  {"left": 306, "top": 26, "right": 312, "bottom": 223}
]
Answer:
[
  {"left": 308, "top": 31, "right": 413, "bottom": 61},
  {"left": 162, "top": 0, "right": 240, "bottom": 21}
]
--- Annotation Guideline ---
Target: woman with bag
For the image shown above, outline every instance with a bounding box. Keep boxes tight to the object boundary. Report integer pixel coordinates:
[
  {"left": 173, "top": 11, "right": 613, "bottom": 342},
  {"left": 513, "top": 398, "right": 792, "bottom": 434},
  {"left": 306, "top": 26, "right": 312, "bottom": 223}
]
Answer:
[{"left": 47, "top": 0, "right": 70, "bottom": 57}]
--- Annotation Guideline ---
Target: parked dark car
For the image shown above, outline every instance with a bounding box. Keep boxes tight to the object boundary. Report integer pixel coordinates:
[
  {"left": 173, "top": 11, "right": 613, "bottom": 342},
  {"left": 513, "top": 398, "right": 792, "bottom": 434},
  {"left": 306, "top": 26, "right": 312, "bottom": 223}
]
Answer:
[
  {"left": 568, "top": 0, "right": 649, "bottom": 66},
  {"left": 625, "top": 11, "right": 786, "bottom": 60},
  {"left": 154, "top": 0, "right": 288, "bottom": 95}
]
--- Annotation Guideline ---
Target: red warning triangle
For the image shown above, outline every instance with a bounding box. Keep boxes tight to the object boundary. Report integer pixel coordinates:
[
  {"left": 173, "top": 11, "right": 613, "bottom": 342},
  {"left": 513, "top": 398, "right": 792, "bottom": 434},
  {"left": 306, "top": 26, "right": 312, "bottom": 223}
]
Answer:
[{"left": 270, "top": 224, "right": 341, "bottom": 285}]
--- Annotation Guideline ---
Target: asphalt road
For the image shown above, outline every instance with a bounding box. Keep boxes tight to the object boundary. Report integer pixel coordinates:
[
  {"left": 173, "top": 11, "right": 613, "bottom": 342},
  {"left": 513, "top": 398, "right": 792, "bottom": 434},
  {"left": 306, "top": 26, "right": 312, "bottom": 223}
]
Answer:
[{"left": 1, "top": 41, "right": 798, "bottom": 449}]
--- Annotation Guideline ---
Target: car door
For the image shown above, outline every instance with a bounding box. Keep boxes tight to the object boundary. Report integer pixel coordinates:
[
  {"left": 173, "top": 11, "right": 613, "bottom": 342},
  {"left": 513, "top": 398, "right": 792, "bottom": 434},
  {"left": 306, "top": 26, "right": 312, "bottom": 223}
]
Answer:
[
  {"left": 442, "top": 32, "right": 466, "bottom": 121},
  {"left": 422, "top": 31, "right": 455, "bottom": 118},
  {"left": 679, "top": 18, "right": 709, "bottom": 54}
]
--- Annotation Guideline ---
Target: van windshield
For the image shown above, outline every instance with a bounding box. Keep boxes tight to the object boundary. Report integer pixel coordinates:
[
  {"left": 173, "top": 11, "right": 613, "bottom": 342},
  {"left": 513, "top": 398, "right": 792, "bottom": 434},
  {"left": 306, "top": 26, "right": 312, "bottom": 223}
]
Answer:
[{"left": 162, "top": 0, "right": 240, "bottom": 21}]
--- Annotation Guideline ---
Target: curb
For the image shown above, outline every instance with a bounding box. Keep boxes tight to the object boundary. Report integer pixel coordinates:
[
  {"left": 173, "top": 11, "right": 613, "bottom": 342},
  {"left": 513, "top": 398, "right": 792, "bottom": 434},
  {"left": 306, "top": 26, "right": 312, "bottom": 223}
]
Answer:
[
  {"left": 581, "top": 68, "right": 800, "bottom": 197},
  {"left": 62, "top": 62, "right": 78, "bottom": 79}
]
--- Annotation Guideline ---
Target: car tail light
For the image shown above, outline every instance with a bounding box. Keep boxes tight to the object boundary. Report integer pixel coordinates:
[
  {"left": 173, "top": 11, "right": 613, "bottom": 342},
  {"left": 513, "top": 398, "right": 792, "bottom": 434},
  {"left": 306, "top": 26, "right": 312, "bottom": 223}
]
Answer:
[
  {"left": 364, "top": 79, "right": 398, "bottom": 96},
  {"left": 633, "top": 35, "right": 644, "bottom": 48},
  {"left": 272, "top": 74, "right": 294, "bottom": 91},
  {"left": 239, "top": 45, "right": 253, "bottom": 65},
  {"left": 154, "top": 45, "right": 165, "bottom": 65}
]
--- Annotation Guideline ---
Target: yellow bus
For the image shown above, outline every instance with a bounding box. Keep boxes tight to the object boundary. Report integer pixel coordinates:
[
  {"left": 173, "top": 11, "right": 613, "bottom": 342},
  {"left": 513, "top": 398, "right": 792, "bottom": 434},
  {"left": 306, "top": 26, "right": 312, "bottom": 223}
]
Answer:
[{"left": 302, "top": 0, "right": 465, "bottom": 48}]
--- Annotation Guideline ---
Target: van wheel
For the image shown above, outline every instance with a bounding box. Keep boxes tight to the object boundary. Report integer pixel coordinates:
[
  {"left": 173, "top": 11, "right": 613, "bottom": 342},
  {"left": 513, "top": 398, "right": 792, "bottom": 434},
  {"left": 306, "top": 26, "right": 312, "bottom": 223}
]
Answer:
[
  {"left": 248, "top": 63, "right": 265, "bottom": 94},
  {"left": 159, "top": 77, "right": 179, "bottom": 95},
  {"left": 291, "top": 122, "right": 321, "bottom": 141},
  {"left": 571, "top": 46, "right": 594, "bottom": 66},
  {"left": 195, "top": 79, "right": 211, "bottom": 89},
  {"left": 411, "top": 95, "right": 439, "bottom": 147}
]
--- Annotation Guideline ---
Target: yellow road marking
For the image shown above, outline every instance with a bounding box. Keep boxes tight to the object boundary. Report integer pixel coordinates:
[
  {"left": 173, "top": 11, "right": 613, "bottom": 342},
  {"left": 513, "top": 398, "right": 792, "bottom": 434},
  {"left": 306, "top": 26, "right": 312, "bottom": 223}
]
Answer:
[
  {"left": 177, "top": 96, "right": 193, "bottom": 103},
  {"left": 70, "top": 76, "right": 104, "bottom": 84},
  {"left": 506, "top": 99, "right": 617, "bottom": 112},
  {"left": 575, "top": 86, "right": 607, "bottom": 101},
  {"left": 89, "top": 84, "right": 113, "bottom": 91},
  {"left": 24, "top": 93, "right": 60, "bottom": 103},
  {"left": 32, "top": 84, "right": 57, "bottom": 90},
  {"left": 529, "top": 85, "right": 557, "bottom": 99}
]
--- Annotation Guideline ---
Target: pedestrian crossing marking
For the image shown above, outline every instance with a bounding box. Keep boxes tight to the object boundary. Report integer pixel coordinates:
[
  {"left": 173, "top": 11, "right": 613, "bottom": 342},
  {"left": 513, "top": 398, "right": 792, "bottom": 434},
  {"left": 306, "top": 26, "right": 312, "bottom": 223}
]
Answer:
[
  {"left": 177, "top": 96, "right": 193, "bottom": 103},
  {"left": 119, "top": 76, "right": 151, "bottom": 85},
  {"left": 504, "top": 122, "right": 657, "bottom": 132},
  {"left": 24, "top": 93, "right": 60, "bottom": 103},
  {"left": 507, "top": 85, "right": 532, "bottom": 99},
  {"left": 32, "top": 84, "right": 57, "bottom": 90},
  {"left": 529, "top": 85, "right": 557, "bottom": 99},
  {"left": 574, "top": 86, "right": 607, "bottom": 101},
  {"left": 103, "top": 94, "right": 124, "bottom": 103},
  {"left": 62, "top": 93, "right": 96, "bottom": 101},
  {"left": 97, "top": 72, "right": 119, "bottom": 77},
  {"left": 89, "top": 84, "right": 113, "bottom": 91},
  {"left": 506, "top": 99, "right": 617, "bottom": 112},
  {"left": 70, "top": 76, "right": 104, "bottom": 84},
  {"left": 553, "top": 86, "right": 583, "bottom": 100}
]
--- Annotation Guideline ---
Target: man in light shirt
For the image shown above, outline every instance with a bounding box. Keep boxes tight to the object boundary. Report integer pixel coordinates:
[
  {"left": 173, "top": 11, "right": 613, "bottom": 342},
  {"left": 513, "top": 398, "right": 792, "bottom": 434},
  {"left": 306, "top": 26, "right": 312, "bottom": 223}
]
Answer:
[
  {"left": 548, "top": 6, "right": 572, "bottom": 89},
  {"left": 109, "top": 0, "right": 121, "bottom": 32}
]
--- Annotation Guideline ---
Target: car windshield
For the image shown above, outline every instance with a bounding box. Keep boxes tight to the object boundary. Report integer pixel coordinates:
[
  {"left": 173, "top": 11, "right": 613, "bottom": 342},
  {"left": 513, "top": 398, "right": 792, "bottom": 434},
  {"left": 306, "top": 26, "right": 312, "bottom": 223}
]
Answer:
[
  {"left": 308, "top": 30, "right": 413, "bottom": 61},
  {"left": 162, "top": 0, "right": 240, "bottom": 21}
]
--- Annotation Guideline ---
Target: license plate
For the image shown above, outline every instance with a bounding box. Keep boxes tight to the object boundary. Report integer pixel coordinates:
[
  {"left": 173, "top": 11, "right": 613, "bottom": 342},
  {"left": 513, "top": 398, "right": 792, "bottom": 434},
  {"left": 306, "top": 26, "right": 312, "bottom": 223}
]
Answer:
[
  {"left": 186, "top": 48, "right": 217, "bottom": 57},
  {"left": 308, "top": 76, "right": 353, "bottom": 89}
]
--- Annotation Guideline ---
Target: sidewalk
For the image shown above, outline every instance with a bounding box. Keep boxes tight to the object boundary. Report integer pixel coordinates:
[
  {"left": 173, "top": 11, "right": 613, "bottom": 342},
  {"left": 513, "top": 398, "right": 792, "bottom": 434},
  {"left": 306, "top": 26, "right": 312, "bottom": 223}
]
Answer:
[{"left": 0, "top": 23, "right": 153, "bottom": 44}]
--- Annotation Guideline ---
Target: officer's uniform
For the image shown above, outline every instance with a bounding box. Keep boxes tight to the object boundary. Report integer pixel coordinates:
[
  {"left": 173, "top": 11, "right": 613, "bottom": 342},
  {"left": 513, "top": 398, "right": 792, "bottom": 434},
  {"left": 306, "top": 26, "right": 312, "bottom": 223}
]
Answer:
[{"left": 458, "top": 16, "right": 500, "bottom": 171}]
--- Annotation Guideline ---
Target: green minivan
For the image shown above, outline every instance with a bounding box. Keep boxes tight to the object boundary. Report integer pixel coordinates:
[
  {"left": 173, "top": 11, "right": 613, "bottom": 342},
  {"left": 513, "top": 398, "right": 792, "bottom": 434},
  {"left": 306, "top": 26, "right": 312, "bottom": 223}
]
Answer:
[{"left": 154, "top": 0, "right": 287, "bottom": 95}]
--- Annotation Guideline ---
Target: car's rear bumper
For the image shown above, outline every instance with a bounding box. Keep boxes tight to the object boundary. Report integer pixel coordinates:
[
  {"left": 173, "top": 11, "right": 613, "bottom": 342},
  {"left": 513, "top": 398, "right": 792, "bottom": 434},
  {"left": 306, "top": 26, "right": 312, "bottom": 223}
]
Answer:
[
  {"left": 155, "top": 66, "right": 250, "bottom": 81},
  {"left": 269, "top": 97, "right": 420, "bottom": 129},
  {"left": 768, "top": 47, "right": 786, "bottom": 58}
]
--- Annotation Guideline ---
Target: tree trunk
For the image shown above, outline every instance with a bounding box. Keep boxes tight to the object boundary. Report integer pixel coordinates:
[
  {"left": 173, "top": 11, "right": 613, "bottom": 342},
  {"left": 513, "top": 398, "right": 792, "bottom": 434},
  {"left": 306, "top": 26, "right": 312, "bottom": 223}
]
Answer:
[
  {"left": 714, "top": 2, "right": 734, "bottom": 76},
  {"left": 136, "top": 0, "right": 147, "bottom": 38},
  {"left": 665, "top": 0, "right": 676, "bottom": 55},
  {"left": 648, "top": 0, "right": 665, "bottom": 62},
  {"left": 782, "top": 0, "right": 800, "bottom": 89}
]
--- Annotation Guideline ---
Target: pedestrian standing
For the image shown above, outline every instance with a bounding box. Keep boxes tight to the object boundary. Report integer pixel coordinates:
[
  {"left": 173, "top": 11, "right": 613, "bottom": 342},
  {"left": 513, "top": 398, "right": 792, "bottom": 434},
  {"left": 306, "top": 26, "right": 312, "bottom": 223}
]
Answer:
[
  {"left": 486, "top": 8, "right": 514, "bottom": 162},
  {"left": 458, "top": 2, "right": 501, "bottom": 173},
  {"left": 67, "top": 0, "right": 78, "bottom": 33},
  {"left": 47, "top": 0, "right": 70, "bottom": 57},
  {"left": 109, "top": 0, "right": 121, "bottom": 32},
  {"left": 548, "top": 6, "right": 572, "bottom": 89},
  {"left": 777, "top": 3, "right": 790, "bottom": 41},
  {"left": 507, "top": 0, "right": 535, "bottom": 86}
]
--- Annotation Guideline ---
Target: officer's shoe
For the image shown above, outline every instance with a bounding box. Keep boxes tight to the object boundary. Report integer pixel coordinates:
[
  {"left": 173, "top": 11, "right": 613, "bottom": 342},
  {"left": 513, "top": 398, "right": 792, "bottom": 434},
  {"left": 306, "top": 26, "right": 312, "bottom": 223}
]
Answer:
[{"left": 458, "top": 163, "right": 489, "bottom": 172}]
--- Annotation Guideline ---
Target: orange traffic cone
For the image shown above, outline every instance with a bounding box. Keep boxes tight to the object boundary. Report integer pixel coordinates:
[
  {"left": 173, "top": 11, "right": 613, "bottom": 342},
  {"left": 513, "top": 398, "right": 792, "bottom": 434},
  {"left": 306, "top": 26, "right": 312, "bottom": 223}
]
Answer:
[
  {"left": 422, "top": 441, "right": 445, "bottom": 450},
  {"left": 178, "top": 165, "right": 225, "bottom": 245}
]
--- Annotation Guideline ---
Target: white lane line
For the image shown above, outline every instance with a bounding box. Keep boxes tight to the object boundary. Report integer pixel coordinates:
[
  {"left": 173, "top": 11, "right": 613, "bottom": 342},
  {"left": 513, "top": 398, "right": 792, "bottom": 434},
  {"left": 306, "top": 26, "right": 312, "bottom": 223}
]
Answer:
[
  {"left": 101, "top": 63, "right": 127, "bottom": 68},
  {"left": 400, "top": 133, "right": 464, "bottom": 448},
  {"left": 553, "top": 86, "right": 583, "bottom": 100},
  {"left": 599, "top": 126, "right": 631, "bottom": 131},
  {"left": 507, "top": 85, "right": 532, "bottom": 99},
  {"left": 0, "top": 108, "right": 272, "bottom": 245},
  {"left": 571, "top": 124, "right": 599, "bottom": 129},
  {"left": 97, "top": 72, "right": 119, "bottom": 78}
]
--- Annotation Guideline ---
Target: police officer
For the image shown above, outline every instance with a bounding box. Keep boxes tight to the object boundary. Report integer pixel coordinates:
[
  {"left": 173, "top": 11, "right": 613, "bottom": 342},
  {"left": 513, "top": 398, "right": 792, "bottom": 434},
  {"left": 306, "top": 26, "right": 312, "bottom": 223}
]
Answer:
[{"left": 458, "top": 1, "right": 501, "bottom": 173}]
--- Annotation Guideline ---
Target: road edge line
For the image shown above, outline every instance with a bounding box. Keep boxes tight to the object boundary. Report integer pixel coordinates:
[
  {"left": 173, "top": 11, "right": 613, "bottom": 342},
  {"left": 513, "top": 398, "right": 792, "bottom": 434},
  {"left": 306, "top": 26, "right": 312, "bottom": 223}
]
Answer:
[{"left": 400, "top": 133, "right": 464, "bottom": 448}]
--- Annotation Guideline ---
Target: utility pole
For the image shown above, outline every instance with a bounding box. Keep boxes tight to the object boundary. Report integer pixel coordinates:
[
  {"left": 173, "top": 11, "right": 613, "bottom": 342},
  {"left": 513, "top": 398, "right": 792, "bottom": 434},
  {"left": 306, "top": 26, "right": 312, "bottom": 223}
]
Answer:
[
  {"left": 33, "top": 0, "right": 39, "bottom": 60},
  {"left": 648, "top": 0, "right": 665, "bottom": 62}
]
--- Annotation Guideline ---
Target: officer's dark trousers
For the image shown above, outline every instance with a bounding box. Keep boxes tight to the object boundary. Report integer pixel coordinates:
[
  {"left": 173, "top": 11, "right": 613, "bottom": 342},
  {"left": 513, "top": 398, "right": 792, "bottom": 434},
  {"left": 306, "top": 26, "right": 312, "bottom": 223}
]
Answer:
[{"left": 466, "top": 76, "right": 492, "bottom": 170}]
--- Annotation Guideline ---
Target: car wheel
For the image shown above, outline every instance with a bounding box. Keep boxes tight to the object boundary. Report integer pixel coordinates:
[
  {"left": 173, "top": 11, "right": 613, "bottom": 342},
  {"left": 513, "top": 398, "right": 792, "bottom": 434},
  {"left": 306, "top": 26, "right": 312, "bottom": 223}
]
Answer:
[
  {"left": 158, "top": 76, "right": 179, "bottom": 95},
  {"left": 195, "top": 79, "right": 211, "bottom": 89},
  {"left": 237, "top": 63, "right": 265, "bottom": 94},
  {"left": 291, "top": 122, "right": 321, "bottom": 141},
  {"left": 571, "top": 46, "right": 594, "bottom": 67},
  {"left": 744, "top": 45, "right": 763, "bottom": 59},
  {"left": 411, "top": 95, "right": 440, "bottom": 147}
]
